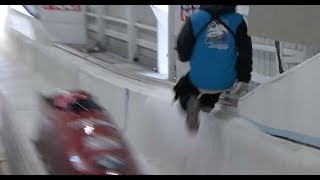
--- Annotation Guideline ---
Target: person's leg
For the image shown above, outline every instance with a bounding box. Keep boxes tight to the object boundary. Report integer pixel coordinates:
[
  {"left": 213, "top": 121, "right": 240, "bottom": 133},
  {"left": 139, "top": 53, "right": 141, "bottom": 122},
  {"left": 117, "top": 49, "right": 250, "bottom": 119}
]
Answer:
[
  {"left": 179, "top": 91, "right": 197, "bottom": 111},
  {"left": 183, "top": 78, "right": 202, "bottom": 134},
  {"left": 175, "top": 74, "right": 202, "bottom": 134},
  {"left": 186, "top": 92, "right": 201, "bottom": 134},
  {"left": 199, "top": 93, "right": 221, "bottom": 113},
  {"left": 176, "top": 73, "right": 200, "bottom": 112}
]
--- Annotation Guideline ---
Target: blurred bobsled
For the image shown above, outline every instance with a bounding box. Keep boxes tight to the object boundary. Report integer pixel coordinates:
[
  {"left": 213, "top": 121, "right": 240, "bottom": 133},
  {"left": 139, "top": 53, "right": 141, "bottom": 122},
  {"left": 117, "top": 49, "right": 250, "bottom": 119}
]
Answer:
[{"left": 35, "top": 90, "right": 140, "bottom": 175}]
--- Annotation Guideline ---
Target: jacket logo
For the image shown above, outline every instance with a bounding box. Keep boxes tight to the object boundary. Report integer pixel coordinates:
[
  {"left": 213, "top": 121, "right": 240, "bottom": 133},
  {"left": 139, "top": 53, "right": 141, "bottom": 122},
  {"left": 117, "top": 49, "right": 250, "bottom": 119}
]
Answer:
[{"left": 205, "top": 20, "right": 229, "bottom": 49}]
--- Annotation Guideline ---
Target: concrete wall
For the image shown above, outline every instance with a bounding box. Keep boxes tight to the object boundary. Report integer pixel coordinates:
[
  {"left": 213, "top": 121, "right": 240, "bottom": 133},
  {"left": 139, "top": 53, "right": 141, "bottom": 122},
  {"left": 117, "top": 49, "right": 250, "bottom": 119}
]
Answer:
[
  {"left": 86, "top": 5, "right": 157, "bottom": 69},
  {"left": 239, "top": 52, "right": 320, "bottom": 139}
]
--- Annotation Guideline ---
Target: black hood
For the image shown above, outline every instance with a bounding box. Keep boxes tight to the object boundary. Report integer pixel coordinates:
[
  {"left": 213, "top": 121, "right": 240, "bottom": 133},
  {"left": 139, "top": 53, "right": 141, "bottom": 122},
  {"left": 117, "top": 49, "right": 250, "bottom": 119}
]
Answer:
[{"left": 200, "top": 5, "right": 236, "bottom": 16}]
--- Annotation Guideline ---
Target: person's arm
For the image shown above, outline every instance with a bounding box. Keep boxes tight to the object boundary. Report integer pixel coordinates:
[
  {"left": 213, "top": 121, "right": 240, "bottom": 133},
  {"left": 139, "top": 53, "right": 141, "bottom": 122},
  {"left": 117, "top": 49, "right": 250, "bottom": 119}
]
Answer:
[
  {"left": 176, "top": 18, "right": 196, "bottom": 62},
  {"left": 235, "top": 19, "right": 252, "bottom": 83}
]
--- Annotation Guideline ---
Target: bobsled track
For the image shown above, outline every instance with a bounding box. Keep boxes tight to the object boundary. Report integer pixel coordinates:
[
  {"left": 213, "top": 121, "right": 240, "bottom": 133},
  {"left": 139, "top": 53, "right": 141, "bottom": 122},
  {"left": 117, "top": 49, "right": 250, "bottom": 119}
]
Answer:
[{"left": 2, "top": 6, "right": 320, "bottom": 175}]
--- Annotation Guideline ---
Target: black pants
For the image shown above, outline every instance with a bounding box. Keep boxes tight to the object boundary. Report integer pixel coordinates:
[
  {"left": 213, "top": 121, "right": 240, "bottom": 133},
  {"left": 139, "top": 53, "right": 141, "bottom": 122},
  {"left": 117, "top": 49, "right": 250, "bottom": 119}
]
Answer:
[{"left": 173, "top": 74, "right": 221, "bottom": 111}]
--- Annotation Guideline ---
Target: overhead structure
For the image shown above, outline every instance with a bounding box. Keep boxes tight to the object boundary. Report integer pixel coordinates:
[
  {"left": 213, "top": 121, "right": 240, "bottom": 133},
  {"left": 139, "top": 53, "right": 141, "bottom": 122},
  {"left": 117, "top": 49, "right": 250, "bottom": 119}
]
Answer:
[{"left": 248, "top": 5, "right": 320, "bottom": 47}]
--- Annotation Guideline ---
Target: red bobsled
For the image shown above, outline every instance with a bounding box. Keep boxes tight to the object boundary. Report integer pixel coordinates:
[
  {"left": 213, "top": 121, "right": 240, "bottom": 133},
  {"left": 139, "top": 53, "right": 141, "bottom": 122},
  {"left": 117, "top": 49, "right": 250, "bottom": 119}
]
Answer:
[{"left": 35, "top": 90, "right": 140, "bottom": 175}]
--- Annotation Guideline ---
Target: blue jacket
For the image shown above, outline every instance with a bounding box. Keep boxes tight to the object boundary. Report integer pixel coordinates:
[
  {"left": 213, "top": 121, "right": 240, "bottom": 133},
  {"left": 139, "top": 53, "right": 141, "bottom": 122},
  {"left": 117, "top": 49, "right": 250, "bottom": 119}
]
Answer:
[{"left": 176, "top": 6, "right": 252, "bottom": 91}]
